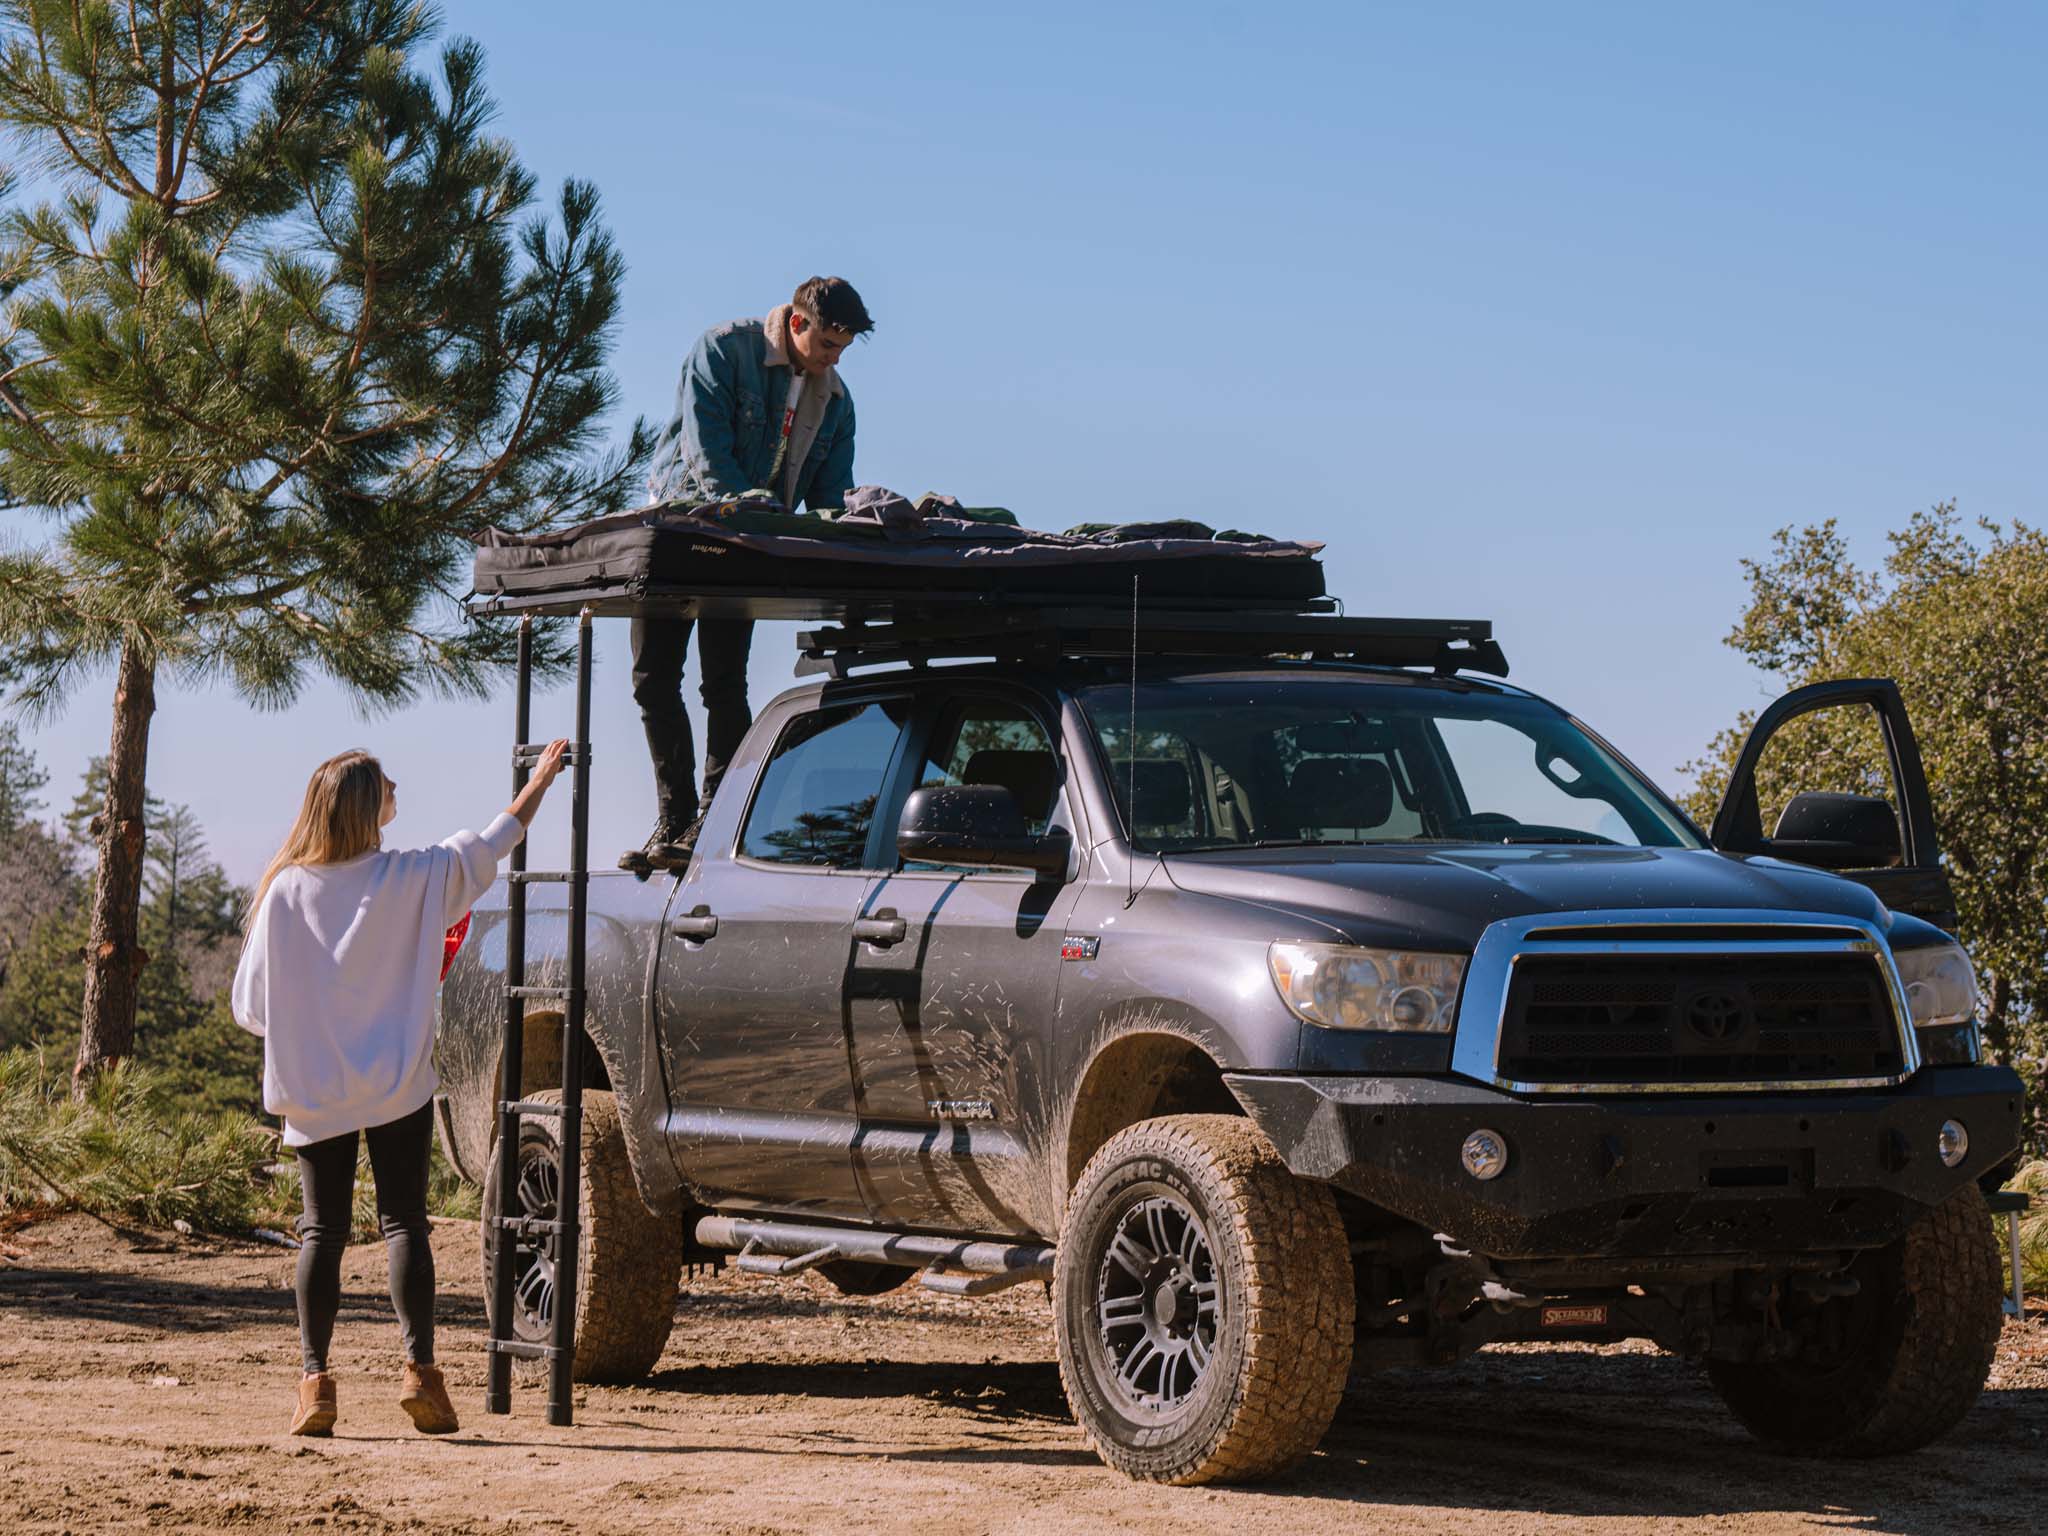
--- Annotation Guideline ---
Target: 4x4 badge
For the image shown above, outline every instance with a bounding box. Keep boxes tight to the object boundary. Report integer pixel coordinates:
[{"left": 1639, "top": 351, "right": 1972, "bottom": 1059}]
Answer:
[{"left": 1061, "top": 935, "right": 1100, "bottom": 962}]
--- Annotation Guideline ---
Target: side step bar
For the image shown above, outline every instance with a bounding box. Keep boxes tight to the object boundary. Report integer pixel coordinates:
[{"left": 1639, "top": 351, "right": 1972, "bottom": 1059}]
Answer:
[{"left": 693, "top": 1215, "right": 1055, "bottom": 1291}]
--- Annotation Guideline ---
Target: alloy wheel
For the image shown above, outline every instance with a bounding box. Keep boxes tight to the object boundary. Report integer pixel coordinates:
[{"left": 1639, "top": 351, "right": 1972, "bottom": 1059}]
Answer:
[
  {"left": 511, "top": 1143, "right": 561, "bottom": 1336},
  {"left": 1090, "top": 1189, "right": 1221, "bottom": 1418}
]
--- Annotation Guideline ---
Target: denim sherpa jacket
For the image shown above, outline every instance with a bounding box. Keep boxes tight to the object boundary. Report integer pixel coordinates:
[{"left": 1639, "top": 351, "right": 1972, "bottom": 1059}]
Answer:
[{"left": 645, "top": 307, "right": 856, "bottom": 512}]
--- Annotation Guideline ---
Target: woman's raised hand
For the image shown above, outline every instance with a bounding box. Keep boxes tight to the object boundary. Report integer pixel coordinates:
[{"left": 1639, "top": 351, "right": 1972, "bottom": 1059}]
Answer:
[
  {"left": 508, "top": 739, "right": 572, "bottom": 828},
  {"left": 532, "top": 738, "right": 571, "bottom": 788}
]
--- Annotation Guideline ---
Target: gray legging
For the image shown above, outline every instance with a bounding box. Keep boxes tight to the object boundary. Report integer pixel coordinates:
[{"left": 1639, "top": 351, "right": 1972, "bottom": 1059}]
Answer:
[{"left": 293, "top": 1100, "right": 435, "bottom": 1375}]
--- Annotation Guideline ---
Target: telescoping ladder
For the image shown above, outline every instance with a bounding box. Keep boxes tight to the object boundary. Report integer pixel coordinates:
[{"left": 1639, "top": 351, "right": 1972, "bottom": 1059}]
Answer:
[{"left": 484, "top": 612, "right": 594, "bottom": 1426}]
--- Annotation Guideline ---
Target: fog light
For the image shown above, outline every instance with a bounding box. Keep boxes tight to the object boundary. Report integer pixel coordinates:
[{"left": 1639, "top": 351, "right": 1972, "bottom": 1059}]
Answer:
[
  {"left": 1937, "top": 1119, "right": 1969, "bottom": 1169},
  {"left": 1461, "top": 1128, "right": 1508, "bottom": 1181}
]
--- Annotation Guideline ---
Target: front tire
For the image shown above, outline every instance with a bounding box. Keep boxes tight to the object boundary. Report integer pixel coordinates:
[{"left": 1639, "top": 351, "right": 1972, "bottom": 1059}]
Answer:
[
  {"left": 1707, "top": 1183, "right": 2004, "bottom": 1456},
  {"left": 480, "top": 1089, "right": 682, "bottom": 1383},
  {"left": 1053, "top": 1115, "right": 1355, "bottom": 1485}
]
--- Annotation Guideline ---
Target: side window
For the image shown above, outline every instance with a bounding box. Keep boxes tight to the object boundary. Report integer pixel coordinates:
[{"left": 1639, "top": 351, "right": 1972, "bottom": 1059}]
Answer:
[
  {"left": 1748, "top": 705, "right": 1900, "bottom": 860},
  {"left": 918, "top": 698, "right": 1059, "bottom": 835},
  {"left": 741, "top": 701, "right": 905, "bottom": 868}
]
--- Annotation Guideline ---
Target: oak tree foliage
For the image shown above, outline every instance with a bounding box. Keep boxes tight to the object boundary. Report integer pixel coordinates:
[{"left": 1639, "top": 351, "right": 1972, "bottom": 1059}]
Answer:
[{"left": 1682, "top": 505, "right": 2048, "bottom": 1105}]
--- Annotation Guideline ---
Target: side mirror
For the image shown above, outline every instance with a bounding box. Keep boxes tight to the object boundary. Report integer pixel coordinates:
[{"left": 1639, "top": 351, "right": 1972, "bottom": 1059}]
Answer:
[
  {"left": 1764, "top": 792, "right": 1902, "bottom": 871},
  {"left": 896, "top": 785, "right": 1071, "bottom": 878}
]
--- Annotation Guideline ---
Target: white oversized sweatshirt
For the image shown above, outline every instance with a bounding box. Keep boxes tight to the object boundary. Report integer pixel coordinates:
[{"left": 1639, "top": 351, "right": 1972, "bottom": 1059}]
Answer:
[{"left": 231, "top": 812, "right": 526, "bottom": 1147}]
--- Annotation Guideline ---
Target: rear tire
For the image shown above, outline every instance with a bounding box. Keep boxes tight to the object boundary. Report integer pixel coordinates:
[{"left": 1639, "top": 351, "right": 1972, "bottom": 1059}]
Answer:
[
  {"left": 480, "top": 1090, "right": 682, "bottom": 1383},
  {"left": 1053, "top": 1114, "right": 1354, "bottom": 1484},
  {"left": 1707, "top": 1183, "right": 2003, "bottom": 1456}
]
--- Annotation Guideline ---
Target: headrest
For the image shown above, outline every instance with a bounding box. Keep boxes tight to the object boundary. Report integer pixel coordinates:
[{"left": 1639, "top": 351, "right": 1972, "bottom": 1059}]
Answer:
[
  {"left": 1126, "top": 758, "right": 1192, "bottom": 826},
  {"left": 1290, "top": 757, "right": 1394, "bottom": 829},
  {"left": 961, "top": 749, "right": 1058, "bottom": 822}
]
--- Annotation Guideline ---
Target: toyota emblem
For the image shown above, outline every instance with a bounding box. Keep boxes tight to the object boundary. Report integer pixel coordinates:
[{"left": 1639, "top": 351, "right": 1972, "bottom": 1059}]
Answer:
[{"left": 1685, "top": 989, "right": 1751, "bottom": 1043}]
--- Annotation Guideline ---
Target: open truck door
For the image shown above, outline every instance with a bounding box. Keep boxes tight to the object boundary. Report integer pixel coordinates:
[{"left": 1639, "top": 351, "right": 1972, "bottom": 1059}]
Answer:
[{"left": 1710, "top": 678, "right": 1956, "bottom": 930}]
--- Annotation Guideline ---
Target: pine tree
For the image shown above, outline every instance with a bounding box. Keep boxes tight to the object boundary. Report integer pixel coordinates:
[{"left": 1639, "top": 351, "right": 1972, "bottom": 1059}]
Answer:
[
  {"left": 0, "top": 718, "right": 47, "bottom": 835},
  {"left": 144, "top": 801, "right": 207, "bottom": 958},
  {"left": 0, "top": 3, "right": 649, "bottom": 1091}
]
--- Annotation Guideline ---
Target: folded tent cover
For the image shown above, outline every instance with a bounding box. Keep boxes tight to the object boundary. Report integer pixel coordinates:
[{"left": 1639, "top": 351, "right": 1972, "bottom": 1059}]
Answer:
[{"left": 468, "top": 493, "right": 1326, "bottom": 620}]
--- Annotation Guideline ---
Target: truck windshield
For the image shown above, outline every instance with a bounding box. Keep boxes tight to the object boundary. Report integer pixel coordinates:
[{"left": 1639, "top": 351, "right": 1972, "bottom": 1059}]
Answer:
[{"left": 1076, "top": 677, "right": 1702, "bottom": 853}]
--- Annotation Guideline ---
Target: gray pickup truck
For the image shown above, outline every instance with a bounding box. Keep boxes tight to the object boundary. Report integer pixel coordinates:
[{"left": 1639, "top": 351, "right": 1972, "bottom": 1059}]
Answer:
[{"left": 434, "top": 618, "right": 2020, "bottom": 1485}]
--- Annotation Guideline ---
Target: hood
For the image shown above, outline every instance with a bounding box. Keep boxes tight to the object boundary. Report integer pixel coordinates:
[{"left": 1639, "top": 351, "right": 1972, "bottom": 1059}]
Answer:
[{"left": 1161, "top": 845, "right": 1892, "bottom": 951}]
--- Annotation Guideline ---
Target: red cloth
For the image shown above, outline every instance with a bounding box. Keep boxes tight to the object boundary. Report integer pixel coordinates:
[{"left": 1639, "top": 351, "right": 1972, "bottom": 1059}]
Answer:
[{"left": 441, "top": 911, "right": 471, "bottom": 982}]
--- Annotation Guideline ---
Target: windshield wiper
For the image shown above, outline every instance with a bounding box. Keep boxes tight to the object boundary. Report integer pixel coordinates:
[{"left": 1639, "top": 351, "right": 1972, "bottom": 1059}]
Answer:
[{"left": 1189, "top": 837, "right": 1459, "bottom": 852}]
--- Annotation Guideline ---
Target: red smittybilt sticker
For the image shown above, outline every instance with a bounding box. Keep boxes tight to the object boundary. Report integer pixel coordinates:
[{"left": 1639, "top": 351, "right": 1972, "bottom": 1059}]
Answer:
[{"left": 1061, "top": 935, "right": 1100, "bottom": 962}]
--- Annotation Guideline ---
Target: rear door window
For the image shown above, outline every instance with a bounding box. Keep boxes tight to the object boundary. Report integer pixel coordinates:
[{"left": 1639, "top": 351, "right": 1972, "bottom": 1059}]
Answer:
[{"left": 740, "top": 701, "right": 907, "bottom": 868}]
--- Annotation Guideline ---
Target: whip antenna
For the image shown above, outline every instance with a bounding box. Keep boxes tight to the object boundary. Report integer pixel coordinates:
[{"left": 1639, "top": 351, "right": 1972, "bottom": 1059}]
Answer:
[{"left": 1128, "top": 573, "right": 1138, "bottom": 907}]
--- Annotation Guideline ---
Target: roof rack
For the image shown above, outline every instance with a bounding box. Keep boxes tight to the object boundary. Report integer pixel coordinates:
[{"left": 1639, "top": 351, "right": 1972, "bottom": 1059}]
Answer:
[
  {"left": 793, "top": 607, "right": 1508, "bottom": 680},
  {"left": 465, "top": 583, "right": 1326, "bottom": 624}
]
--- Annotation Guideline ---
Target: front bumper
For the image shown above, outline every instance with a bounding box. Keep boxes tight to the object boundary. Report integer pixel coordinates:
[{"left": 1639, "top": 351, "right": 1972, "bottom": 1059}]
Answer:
[{"left": 1224, "top": 1065, "right": 2024, "bottom": 1261}]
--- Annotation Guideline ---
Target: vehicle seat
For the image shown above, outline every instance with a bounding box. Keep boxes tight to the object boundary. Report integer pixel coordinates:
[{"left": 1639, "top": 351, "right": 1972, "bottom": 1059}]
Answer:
[
  {"left": 1127, "top": 758, "right": 1193, "bottom": 832},
  {"left": 962, "top": 749, "right": 1059, "bottom": 824},
  {"left": 1289, "top": 757, "right": 1394, "bottom": 834}
]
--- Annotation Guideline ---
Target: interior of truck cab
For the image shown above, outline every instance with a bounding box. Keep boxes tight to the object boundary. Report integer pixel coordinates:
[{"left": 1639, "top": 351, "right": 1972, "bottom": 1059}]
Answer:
[{"left": 1078, "top": 675, "right": 1702, "bottom": 853}]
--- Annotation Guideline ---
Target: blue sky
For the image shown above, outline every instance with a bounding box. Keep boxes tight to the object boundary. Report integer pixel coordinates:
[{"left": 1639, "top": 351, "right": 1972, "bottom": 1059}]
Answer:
[{"left": 8, "top": 0, "right": 2043, "bottom": 882}]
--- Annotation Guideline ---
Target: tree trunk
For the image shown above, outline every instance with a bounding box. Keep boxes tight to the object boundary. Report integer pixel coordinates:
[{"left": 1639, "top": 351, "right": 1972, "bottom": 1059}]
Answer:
[{"left": 74, "top": 637, "right": 155, "bottom": 1096}]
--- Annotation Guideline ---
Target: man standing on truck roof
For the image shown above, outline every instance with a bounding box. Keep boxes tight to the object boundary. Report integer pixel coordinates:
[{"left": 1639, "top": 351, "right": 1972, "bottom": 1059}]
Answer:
[{"left": 625, "top": 275, "right": 874, "bottom": 872}]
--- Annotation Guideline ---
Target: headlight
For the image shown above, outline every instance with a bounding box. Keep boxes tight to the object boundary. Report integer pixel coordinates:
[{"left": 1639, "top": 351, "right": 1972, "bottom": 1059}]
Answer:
[
  {"left": 1893, "top": 941, "right": 1978, "bottom": 1028},
  {"left": 1267, "top": 943, "right": 1466, "bottom": 1032}
]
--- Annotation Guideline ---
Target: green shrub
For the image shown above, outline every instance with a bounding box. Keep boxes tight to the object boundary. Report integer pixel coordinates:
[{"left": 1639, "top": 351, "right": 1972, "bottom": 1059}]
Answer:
[
  {"left": 0, "top": 1046, "right": 281, "bottom": 1230},
  {"left": 0, "top": 1043, "right": 487, "bottom": 1243},
  {"left": 2010, "top": 1159, "right": 2048, "bottom": 1295}
]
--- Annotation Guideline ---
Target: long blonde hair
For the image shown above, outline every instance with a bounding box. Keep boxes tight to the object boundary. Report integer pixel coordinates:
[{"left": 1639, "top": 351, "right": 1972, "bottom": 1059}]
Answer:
[{"left": 246, "top": 749, "right": 389, "bottom": 929}]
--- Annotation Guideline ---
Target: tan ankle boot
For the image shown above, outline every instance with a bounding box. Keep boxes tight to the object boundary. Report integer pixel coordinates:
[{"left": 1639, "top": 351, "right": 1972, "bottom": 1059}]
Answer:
[
  {"left": 291, "top": 1372, "right": 337, "bottom": 1436},
  {"left": 399, "top": 1362, "right": 458, "bottom": 1434}
]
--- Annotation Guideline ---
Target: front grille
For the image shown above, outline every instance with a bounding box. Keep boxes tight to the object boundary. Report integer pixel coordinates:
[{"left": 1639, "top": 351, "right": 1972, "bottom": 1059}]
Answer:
[{"left": 1498, "top": 953, "right": 1903, "bottom": 1086}]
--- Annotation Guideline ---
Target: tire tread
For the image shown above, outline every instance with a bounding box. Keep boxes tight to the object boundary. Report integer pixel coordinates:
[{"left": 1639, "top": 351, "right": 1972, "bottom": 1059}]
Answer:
[{"left": 1055, "top": 1114, "right": 1354, "bottom": 1485}]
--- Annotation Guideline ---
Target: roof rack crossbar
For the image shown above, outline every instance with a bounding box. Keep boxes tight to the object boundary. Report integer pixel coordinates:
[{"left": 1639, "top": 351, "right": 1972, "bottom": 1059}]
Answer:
[{"left": 792, "top": 608, "right": 1507, "bottom": 680}]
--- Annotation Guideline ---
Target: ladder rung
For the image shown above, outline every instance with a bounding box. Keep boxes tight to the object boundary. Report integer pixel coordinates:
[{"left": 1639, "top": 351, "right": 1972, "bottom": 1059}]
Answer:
[
  {"left": 486, "top": 1339, "right": 563, "bottom": 1360},
  {"left": 513, "top": 743, "right": 589, "bottom": 766},
  {"left": 505, "top": 984, "right": 580, "bottom": 999},
  {"left": 500, "top": 1098, "right": 572, "bottom": 1117},
  {"left": 494, "top": 1215, "right": 570, "bottom": 1236},
  {"left": 507, "top": 870, "right": 579, "bottom": 884}
]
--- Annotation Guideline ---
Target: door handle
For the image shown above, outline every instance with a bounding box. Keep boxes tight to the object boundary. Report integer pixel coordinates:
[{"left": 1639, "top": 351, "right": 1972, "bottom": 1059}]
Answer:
[
  {"left": 853, "top": 915, "right": 908, "bottom": 946},
  {"left": 670, "top": 912, "right": 719, "bottom": 940}
]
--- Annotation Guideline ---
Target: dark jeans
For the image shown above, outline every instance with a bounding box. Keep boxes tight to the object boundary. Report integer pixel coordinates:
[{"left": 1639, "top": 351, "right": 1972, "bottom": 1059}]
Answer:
[
  {"left": 628, "top": 614, "right": 755, "bottom": 825},
  {"left": 293, "top": 1100, "right": 435, "bottom": 1375}
]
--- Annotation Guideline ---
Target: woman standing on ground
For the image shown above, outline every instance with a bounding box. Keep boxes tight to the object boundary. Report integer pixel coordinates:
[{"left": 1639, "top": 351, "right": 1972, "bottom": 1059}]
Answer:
[{"left": 232, "top": 741, "right": 569, "bottom": 1436}]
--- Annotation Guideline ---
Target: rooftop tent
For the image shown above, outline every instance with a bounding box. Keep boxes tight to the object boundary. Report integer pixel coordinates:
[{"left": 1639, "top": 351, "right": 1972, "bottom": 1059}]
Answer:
[{"left": 468, "top": 497, "right": 1327, "bottom": 621}]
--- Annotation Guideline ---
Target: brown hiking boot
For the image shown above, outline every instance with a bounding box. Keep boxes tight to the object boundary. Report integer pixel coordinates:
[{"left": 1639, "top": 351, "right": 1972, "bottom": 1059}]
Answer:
[
  {"left": 399, "top": 1362, "right": 459, "bottom": 1435},
  {"left": 290, "top": 1372, "right": 337, "bottom": 1436}
]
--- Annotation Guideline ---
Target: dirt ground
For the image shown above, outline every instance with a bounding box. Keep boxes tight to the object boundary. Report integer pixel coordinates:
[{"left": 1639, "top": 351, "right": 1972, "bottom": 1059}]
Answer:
[{"left": 3, "top": 1212, "right": 2045, "bottom": 1534}]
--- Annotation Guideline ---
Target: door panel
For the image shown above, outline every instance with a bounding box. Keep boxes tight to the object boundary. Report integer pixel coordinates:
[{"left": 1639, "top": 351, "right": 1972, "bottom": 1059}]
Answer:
[
  {"left": 844, "top": 691, "right": 1079, "bottom": 1237},
  {"left": 846, "top": 869, "right": 1077, "bottom": 1235},
  {"left": 652, "top": 696, "right": 909, "bottom": 1217},
  {"left": 1710, "top": 679, "right": 1955, "bottom": 928}
]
